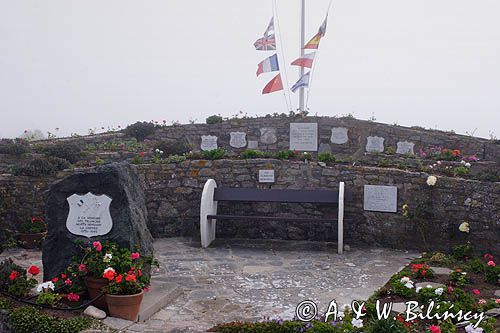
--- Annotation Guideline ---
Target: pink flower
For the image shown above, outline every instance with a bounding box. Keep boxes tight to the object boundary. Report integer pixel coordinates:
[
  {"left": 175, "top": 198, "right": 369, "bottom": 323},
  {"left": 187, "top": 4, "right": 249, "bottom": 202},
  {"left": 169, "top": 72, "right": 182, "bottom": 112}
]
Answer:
[
  {"left": 484, "top": 253, "right": 493, "bottom": 261},
  {"left": 496, "top": 299, "right": 500, "bottom": 304},
  {"left": 487, "top": 260, "right": 496, "bottom": 267},
  {"left": 92, "top": 241, "right": 102, "bottom": 252},
  {"left": 78, "top": 264, "right": 87, "bottom": 272},
  {"left": 64, "top": 278, "right": 72, "bottom": 286},
  {"left": 429, "top": 325, "right": 441, "bottom": 333},
  {"left": 478, "top": 299, "right": 487, "bottom": 305},
  {"left": 144, "top": 286, "right": 151, "bottom": 292},
  {"left": 472, "top": 289, "right": 480, "bottom": 295},
  {"left": 448, "top": 286, "right": 454, "bottom": 293},
  {"left": 67, "top": 292, "right": 80, "bottom": 302},
  {"left": 131, "top": 252, "right": 140, "bottom": 260}
]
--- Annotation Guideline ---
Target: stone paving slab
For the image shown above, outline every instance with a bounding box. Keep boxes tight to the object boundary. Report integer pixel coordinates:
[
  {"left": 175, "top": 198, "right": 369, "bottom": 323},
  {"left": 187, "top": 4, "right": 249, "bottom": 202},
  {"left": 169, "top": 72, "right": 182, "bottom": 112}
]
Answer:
[{"left": 0, "top": 238, "right": 418, "bottom": 332}]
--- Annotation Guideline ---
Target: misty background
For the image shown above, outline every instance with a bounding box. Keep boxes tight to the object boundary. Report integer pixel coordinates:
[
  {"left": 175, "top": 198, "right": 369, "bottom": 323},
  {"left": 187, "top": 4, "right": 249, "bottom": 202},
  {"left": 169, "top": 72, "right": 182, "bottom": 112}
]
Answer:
[{"left": 0, "top": 0, "right": 499, "bottom": 139}]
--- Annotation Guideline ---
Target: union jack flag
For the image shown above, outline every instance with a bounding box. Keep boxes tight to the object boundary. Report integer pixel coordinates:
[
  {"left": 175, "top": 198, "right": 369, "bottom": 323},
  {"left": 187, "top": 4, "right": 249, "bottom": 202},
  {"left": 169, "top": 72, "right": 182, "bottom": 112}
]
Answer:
[{"left": 254, "top": 34, "right": 276, "bottom": 51}]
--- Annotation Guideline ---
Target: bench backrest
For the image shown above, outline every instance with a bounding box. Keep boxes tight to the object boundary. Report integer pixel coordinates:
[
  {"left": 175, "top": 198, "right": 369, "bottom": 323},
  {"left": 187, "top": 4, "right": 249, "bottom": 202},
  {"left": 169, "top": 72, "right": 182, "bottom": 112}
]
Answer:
[{"left": 213, "top": 188, "right": 343, "bottom": 204}]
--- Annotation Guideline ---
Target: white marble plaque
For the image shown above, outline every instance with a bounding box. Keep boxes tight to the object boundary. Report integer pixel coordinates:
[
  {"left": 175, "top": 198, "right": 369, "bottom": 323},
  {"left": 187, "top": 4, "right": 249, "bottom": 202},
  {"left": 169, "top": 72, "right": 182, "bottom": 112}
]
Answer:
[
  {"left": 247, "top": 140, "right": 258, "bottom": 149},
  {"left": 290, "top": 123, "right": 318, "bottom": 151},
  {"left": 330, "top": 127, "right": 349, "bottom": 144},
  {"left": 366, "top": 136, "right": 385, "bottom": 153},
  {"left": 66, "top": 193, "right": 113, "bottom": 237},
  {"left": 258, "top": 170, "right": 275, "bottom": 183},
  {"left": 200, "top": 135, "right": 218, "bottom": 151},
  {"left": 363, "top": 185, "right": 397, "bottom": 213},
  {"left": 230, "top": 132, "right": 247, "bottom": 148},
  {"left": 260, "top": 128, "right": 277, "bottom": 144},
  {"left": 396, "top": 141, "right": 415, "bottom": 155}
]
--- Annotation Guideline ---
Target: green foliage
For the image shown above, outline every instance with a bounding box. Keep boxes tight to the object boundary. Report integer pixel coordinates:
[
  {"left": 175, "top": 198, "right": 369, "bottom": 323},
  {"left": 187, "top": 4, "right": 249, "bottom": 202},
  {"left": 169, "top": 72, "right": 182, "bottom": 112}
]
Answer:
[
  {"left": 389, "top": 272, "right": 417, "bottom": 299},
  {"left": 240, "top": 150, "right": 264, "bottom": 159},
  {"left": 366, "top": 318, "right": 407, "bottom": 333},
  {"left": 0, "top": 140, "right": 30, "bottom": 155},
  {"left": 276, "top": 150, "right": 297, "bottom": 160},
  {"left": 95, "top": 157, "right": 105, "bottom": 166},
  {"left": 43, "top": 142, "right": 82, "bottom": 164},
  {"left": 164, "top": 154, "right": 187, "bottom": 163},
  {"left": 453, "top": 166, "right": 470, "bottom": 177},
  {"left": 20, "top": 216, "right": 46, "bottom": 233},
  {"left": 36, "top": 292, "right": 62, "bottom": 306},
  {"left": 124, "top": 121, "right": 157, "bottom": 141},
  {"left": 318, "top": 152, "right": 336, "bottom": 163},
  {"left": 464, "top": 258, "right": 486, "bottom": 273},
  {"left": 0, "top": 296, "right": 12, "bottom": 310},
  {"left": 11, "top": 156, "right": 70, "bottom": 177},
  {"left": 202, "top": 148, "right": 225, "bottom": 160},
  {"left": 451, "top": 244, "right": 474, "bottom": 260},
  {"left": 0, "top": 258, "right": 37, "bottom": 297},
  {"left": 384, "top": 146, "right": 396, "bottom": 155},
  {"left": 209, "top": 319, "right": 360, "bottom": 333},
  {"left": 485, "top": 264, "right": 500, "bottom": 284},
  {"left": 131, "top": 155, "right": 144, "bottom": 164},
  {"left": 9, "top": 306, "right": 96, "bottom": 333},
  {"left": 429, "top": 252, "right": 455, "bottom": 266},
  {"left": 416, "top": 287, "right": 445, "bottom": 304},
  {"left": 206, "top": 115, "right": 224, "bottom": 124},
  {"left": 448, "top": 269, "right": 469, "bottom": 286},
  {"left": 154, "top": 139, "right": 192, "bottom": 156}
]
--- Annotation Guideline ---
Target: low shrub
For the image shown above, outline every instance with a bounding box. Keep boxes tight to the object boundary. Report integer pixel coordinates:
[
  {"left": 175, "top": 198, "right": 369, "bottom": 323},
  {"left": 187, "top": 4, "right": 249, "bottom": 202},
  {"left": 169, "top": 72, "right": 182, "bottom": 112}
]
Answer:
[
  {"left": 318, "top": 152, "right": 336, "bottom": 163},
  {"left": 206, "top": 115, "right": 224, "bottom": 124},
  {"left": 240, "top": 150, "right": 263, "bottom": 159},
  {"left": 164, "top": 154, "right": 187, "bottom": 163},
  {"left": 9, "top": 306, "right": 96, "bottom": 333},
  {"left": 43, "top": 142, "right": 82, "bottom": 164},
  {"left": 453, "top": 166, "right": 470, "bottom": 177},
  {"left": 451, "top": 243, "right": 474, "bottom": 260},
  {"left": 275, "top": 150, "right": 297, "bottom": 160},
  {"left": 485, "top": 265, "right": 499, "bottom": 284},
  {"left": 202, "top": 148, "right": 225, "bottom": 160},
  {"left": 11, "top": 156, "right": 70, "bottom": 177},
  {"left": 449, "top": 269, "right": 469, "bottom": 287},
  {"left": 124, "top": 121, "right": 157, "bottom": 141},
  {"left": 0, "top": 140, "right": 30, "bottom": 156},
  {"left": 366, "top": 318, "right": 407, "bottom": 333},
  {"left": 416, "top": 286, "right": 445, "bottom": 304}
]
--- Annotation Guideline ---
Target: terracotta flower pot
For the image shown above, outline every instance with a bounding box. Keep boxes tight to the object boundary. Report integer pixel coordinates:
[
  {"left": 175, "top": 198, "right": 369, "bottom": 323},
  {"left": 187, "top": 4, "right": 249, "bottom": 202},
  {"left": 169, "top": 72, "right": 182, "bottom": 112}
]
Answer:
[
  {"left": 17, "top": 232, "right": 46, "bottom": 249},
  {"left": 84, "top": 277, "right": 109, "bottom": 311},
  {"left": 106, "top": 290, "right": 144, "bottom": 321}
]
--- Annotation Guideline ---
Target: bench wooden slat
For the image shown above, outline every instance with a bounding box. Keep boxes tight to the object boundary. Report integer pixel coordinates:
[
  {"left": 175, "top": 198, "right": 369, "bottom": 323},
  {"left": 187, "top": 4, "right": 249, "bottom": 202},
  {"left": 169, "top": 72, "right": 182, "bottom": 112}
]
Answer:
[
  {"left": 207, "top": 214, "right": 337, "bottom": 223},
  {"left": 213, "top": 188, "right": 339, "bottom": 204}
]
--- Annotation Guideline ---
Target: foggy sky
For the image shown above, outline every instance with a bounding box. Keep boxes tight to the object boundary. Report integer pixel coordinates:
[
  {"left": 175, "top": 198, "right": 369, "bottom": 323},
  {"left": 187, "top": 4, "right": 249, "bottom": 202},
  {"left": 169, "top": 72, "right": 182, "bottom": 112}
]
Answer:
[{"left": 1, "top": 0, "right": 499, "bottom": 139}]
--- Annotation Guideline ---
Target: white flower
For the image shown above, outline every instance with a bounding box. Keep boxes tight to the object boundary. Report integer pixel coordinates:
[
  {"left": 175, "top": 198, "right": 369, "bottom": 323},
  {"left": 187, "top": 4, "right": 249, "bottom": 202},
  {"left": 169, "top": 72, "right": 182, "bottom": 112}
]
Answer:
[
  {"left": 426, "top": 175, "right": 437, "bottom": 186},
  {"left": 459, "top": 222, "right": 470, "bottom": 233},
  {"left": 400, "top": 277, "right": 411, "bottom": 284},
  {"left": 465, "top": 324, "right": 484, "bottom": 333},
  {"left": 103, "top": 267, "right": 115, "bottom": 275},
  {"left": 155, "top": 148, "right": 160, "bottom": 153},
  {"left": 437, "top": 161, "right": 442, "bottom": 165},
  {"left": 36, "top": 281, "right": 55, "bottom": 293},
  {"left": 465, "top": 162, "right": 471, "bottom": 168},
  {"left": 416, "top": 287, "right": 422, "bottom": 293},
  {"left": 461, "top": 160, "right": 466, "bottom": 165},
  {"left": 351, "top": 318, "right": 364, "bottom": 328},
  {"left": 426, "top": 285, "right": 433, "bottom": 288},
  {"left": 103, "top": 253, "right": 113, "bottom": 262},
  {"left": 404, "top": 282, "right": 414, "bottom": 289},
  {"left": 159, "top": 150, "right": 164, "bottom": 155},
  {"left": 435, "top": 287, "right": 444, "bottom": 296}
]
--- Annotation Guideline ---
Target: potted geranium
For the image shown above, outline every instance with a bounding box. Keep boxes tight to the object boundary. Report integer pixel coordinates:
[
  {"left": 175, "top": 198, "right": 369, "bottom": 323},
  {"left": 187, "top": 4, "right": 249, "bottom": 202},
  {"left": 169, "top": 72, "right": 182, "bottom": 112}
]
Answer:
[
  {"left": 17, "top": 216, "right": 46, "bottom": 249},
  {"left": 0, "top": 259, "right": 39, "bottom": 297},
  {"left": 53, "top": 263, "right": 87, "bottom": 308},
  {"left": 102, "top": 249, "right": 157, "bottom": 321}
]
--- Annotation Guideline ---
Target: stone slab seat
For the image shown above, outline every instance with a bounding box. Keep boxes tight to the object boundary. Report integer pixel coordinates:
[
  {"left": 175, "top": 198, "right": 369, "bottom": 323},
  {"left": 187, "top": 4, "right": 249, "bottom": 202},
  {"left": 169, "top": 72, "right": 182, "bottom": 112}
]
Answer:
[{"left": 199, "top": 179, "right": 350, "bottom": 254}]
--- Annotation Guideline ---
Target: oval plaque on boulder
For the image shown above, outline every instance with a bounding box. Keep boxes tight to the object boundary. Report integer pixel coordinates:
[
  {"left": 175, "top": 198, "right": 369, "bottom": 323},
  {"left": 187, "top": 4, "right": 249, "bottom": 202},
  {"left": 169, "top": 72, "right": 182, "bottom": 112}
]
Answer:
[{"left": 66, "top": 192, "right": 113, "bottom": 237}]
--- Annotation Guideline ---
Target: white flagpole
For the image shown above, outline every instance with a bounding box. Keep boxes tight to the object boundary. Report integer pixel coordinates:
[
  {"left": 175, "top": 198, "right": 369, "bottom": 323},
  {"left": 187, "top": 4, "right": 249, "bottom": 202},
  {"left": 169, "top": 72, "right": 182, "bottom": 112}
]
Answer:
[{"left": 299, "top": 0, "right": 305, "bottom": 112}]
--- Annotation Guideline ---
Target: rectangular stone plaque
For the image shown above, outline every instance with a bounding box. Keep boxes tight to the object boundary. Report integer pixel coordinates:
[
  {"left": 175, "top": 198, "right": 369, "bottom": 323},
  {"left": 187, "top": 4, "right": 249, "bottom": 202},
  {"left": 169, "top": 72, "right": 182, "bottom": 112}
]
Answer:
[
  {"left": 363, "top": 185, "right": 397, "bottom": 213},
  {"left": 258, "top": 170, "right": 275, "bottom": 183},
  {"left": 290, "top": 123, "right": 318, "bottom": 151},
  {"left": 201, "top": 135, "right": 218, "bottom": 151},
  {"left": 247, "top": 140, "right": 258, "bottom": 149}
]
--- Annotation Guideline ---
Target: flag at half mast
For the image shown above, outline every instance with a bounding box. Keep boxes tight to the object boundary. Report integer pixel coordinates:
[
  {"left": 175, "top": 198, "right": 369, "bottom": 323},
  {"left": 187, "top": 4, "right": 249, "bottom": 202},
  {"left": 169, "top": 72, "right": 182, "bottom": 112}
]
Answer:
[
  {"left": 291, "top": 52, "right": 315, "bottom": 68},
  {"left": 262, "top": 73, "right": 283, "bottom": 94},
  {"left": 254, "top": 17, "right": 276, "bottom": 50},
  {"left": 256, "top": 54, "right": 280, "bottom": 76}
]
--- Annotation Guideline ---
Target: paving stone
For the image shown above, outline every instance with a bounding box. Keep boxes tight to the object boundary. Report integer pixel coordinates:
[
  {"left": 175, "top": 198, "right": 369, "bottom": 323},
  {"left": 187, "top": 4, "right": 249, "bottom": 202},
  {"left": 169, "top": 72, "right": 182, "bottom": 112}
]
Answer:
[
  {"left": 485, "top": 308, "right": 500, "bottom": 317},
  {"left": 495, "top": 290, "right": 500, "bottom": 297},
  {"left": 431, "top": 266, "right": 453, "bottom": 275},
  {"left": 103, "top": 317, "right": 134, "bottom": 330},
  {"left": 415, "top": 282, "right": 445, "bottom": 290}
]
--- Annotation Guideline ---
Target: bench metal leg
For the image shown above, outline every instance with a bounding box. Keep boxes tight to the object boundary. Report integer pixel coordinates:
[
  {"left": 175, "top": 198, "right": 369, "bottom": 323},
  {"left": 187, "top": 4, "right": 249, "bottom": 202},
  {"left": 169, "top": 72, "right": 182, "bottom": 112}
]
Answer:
[
  {"left": 200, "top": 179, "right": 218, "bottom": 248},
  {"left": 337, "top": 182, "right": 345, "bottom": 254}
]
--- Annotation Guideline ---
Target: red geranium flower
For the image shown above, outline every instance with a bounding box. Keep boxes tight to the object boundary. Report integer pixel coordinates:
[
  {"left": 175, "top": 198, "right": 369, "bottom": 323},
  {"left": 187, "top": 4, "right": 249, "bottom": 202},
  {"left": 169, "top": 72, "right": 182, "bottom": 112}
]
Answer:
[
  {"left": 92, "top": 241, "right": 102, "bottom": 252},
  {"left": 103, "top": 268, "right": 116, "bottom": 281},
  {"left": 9, "top": 271, "right": 20, "bottom": 281},
  {"left": 472, "top": 289, "right": 480, "bottom": 295},
  {"left": 67, "top": 292, "right": 80, "bottom": 302},
  {"left": 78, "top": 264, "right": 87, "bottom": 272},
  {"left": 61, "top": 273, "right": 67, "bottom": 279},
  {"left": 115, "top": 274, "right": 123, "bottom": 283},
  {"left": 64, "top": 278, "right": 72, "bottom": 286},
  {"left": 52, "top": 277, "right": 59, "bottom": 283},
  {"left": 429, "top": 325, "right": 441, "bottom": 333},
  {"left": 484, "top": 254, "right": 493, "bottom": 261},
  {"left": 487, "top": 261, "right": 496, "bottom": 267},
  {"left": 125, "top": 274, "right": 137, "bottom": 283},
  {"left": 131, "top": 252, "right": 140, "bottom": 260},
  {"left": 28, "top": 265, "right": 40, "bottom": 275},
  {"left": 138, "top": 152, "right": 146, "bottom": 157}
]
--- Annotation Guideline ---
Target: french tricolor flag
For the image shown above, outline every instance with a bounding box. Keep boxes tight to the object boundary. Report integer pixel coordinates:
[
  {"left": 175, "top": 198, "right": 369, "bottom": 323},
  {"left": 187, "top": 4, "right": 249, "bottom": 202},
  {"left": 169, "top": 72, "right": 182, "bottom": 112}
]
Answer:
[
  {"left": 291, "top": 52, "right": 315, "bottom": 68},
  {"left": 256, "top": 54, "right": 280, "bottom": 76}
]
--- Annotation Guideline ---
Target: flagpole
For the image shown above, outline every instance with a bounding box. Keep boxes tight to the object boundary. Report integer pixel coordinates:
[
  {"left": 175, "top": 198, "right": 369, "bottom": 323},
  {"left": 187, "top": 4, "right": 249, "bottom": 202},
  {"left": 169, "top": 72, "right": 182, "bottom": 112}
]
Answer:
[{"left": 299, "top": 0, "right": 305, "bottom": 112}]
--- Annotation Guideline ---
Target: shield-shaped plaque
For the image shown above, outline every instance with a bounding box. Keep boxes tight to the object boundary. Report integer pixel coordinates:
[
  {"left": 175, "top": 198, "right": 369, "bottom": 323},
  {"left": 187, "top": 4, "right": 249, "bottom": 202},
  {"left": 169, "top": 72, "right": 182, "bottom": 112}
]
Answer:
[
  {"left": 200, "top": 135, "right": 218, "bottom": 151},
  {"left": 66, "top": 193, "right": 113, "bottom": 237},
  {"left": 229, "top": 132, "right": 247, "bottom": 148}
]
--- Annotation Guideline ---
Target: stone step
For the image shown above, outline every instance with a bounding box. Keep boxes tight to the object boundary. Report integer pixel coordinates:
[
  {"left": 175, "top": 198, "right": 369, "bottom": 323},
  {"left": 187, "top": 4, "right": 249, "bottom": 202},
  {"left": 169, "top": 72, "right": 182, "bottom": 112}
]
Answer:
[
  {"left": 137, "top": 280, "right": 183, "bottom": 322},
  {"left": 415, "top": 282, "right": 445, "bottom": 290},
  {"left": 430, "top": 267, "right": 453, "bottom": 275}
]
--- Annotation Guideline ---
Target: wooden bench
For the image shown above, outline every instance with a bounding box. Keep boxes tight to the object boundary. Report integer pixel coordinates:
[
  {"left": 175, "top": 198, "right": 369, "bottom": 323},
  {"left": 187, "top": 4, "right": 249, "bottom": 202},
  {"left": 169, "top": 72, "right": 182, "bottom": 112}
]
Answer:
[{"left": 199, "top": 179, "right": 347, "bottom": 254}]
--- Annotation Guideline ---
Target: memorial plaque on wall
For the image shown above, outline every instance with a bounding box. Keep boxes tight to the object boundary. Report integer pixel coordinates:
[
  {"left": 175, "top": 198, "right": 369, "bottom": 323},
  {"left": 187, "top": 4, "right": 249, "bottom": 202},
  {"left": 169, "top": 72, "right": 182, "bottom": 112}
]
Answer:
[
  {"left": 363, "top": 185, "right": 397, "bottom": 213},
  {"left": 247, "top": 140, "right": 258, "bottom": 149},
  {"left": 290, "top": 123, "right": 318, "bottom": 151},
  {"left": 66, "top": 193, "right": 113, "bottom": 237},
  {"left": 396, "top": 141, "right": 415, "bottom": 155},
  {"left": 200, "top": 135, "right": 218, "bottom": 151},
  {"left": 330, "top": 127, "right": 349, "bottom": 144},
  {"left": 230, "top": 132, "right": 247, "bottom": 148},
  {"left": 260, "top": 128, "right": 277, "bottom": 144},
  {"left": 258, "top": 170, "right": 275, "bottom": 183},
  {"left": 366, "top": 136, "right": 385, "bottom": 153}
]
